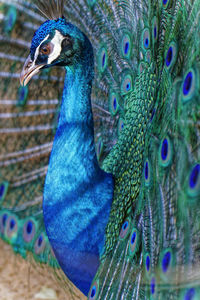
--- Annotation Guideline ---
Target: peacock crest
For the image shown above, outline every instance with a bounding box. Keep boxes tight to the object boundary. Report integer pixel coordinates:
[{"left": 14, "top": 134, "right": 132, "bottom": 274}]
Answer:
[{"left": 36, "top": 0, "right": 65, "bottom": 20}]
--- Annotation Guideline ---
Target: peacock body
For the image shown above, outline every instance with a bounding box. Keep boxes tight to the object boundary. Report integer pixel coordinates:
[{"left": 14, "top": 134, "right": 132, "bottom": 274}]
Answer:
[{"left": 0, "top": 0, "right": 200, "bottom": 299}]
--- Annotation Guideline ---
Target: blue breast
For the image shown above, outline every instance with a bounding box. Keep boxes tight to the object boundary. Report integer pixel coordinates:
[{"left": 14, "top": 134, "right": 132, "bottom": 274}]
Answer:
[{"left": 43, "top": 66, "right": 114, "bottom": 295}]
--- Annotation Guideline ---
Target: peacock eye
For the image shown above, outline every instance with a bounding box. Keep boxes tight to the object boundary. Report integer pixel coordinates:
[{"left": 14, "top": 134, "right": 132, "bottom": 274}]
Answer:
[{"left": 40, "top": 43, "right": 53, "bottom": 55}]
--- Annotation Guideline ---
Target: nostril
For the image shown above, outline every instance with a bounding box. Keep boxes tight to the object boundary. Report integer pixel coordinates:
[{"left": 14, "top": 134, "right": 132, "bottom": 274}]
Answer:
[{"left": 26, "top": 61, "right": 33, "bottom": 69}]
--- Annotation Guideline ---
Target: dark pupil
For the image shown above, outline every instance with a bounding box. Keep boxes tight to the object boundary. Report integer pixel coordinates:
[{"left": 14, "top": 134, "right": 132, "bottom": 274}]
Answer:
[
  {"left": 146, "top": 255, "right": 150, "bottom": 271},
  {"left": 166, "top": 47, "right": 173, "bottom": 66},
  {"left": 10, "top": 219, "right": 15, "bottom": 230},
  {"left": 183, "top": 72, "right": 192, "bottom": 95},
  {"left": 27, "top": 221, "right": 33, "bottom": 234},
  {"left": 131, "top": 232, "right": 136, "bottom": 244},
  {"left": 0, "top": 184, "right": 5, "bottom": 197},
  {"left": 161, "top": 138, "right": 168, "bottom": 161},
  {"left": 113, "top": 97, "right": 117, "bottom": 110},
  {"left": 145, "top": 162, "right": 149, "bottom": 180},
  {"left": 38, "top": 235, "right": 43, "bottom": 247},
  {"left": 102, "top": 53, "right": 106, "bottom": 67},
  {"left": 91, "top": 286, "right": 96, "bottom": 297},
  {"left": 154, "top": 26, "right": 157, "bottom": 38},
  {"left": 189, "top": 164, "right": 200, "bottom": 189},
  {"left": 124, "top": 42, "right": 129, "bottom": 54},
  {"left": 162, "top": 251, "right": 171, "bottom": 272},
  {"left": 123, "top": 221, "right": 128, "bottom": 230},
  {"left": 42, "top": 47, "right": 48, "bottom": 54}
]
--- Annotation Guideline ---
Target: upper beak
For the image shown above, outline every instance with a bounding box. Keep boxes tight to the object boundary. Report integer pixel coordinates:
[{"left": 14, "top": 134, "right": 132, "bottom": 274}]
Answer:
[{"left": 20, "top": 55, "right": 45, "bottom": 86}]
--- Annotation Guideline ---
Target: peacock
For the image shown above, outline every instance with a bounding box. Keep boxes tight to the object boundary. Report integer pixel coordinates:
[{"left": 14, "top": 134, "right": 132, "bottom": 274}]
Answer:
[{"left": 0, "top": 0, "right": 200, "bottom": 299}]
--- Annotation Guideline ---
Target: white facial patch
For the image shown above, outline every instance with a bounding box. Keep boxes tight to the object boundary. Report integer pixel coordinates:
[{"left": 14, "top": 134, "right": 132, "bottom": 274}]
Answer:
[
  {"left": 47, "top": 30, "right": 65, "bottom": 64},
  {"left": 33, "top": 30, "right": 64, "bottom": 65}
]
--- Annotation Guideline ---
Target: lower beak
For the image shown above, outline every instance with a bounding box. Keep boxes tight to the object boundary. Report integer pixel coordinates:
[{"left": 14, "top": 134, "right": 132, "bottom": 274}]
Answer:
[{"left": 20, "top": 55, "right": 45, "bottom": 86}]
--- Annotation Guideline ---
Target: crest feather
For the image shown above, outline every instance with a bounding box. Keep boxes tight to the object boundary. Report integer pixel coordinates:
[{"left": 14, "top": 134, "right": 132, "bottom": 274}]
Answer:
[{"left": 36, "top": 0, "right": 65, "bottom": 20}]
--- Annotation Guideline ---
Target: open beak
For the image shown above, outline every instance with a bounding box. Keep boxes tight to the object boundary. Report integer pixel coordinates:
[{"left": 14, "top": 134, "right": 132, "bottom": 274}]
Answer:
[{"left": 20, "top": 55, "right": 45, "bottom": 86}]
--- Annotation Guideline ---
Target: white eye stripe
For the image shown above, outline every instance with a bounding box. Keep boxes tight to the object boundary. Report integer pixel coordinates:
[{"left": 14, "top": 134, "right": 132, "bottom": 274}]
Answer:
[{"left": 47, "top": 30, "right": 65, "bottom": 64}]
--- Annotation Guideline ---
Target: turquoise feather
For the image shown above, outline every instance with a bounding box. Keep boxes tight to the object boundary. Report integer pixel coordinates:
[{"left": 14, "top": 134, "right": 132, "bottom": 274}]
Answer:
[{"left": 0, "top": 0, "right": 200, "bottom": 299}]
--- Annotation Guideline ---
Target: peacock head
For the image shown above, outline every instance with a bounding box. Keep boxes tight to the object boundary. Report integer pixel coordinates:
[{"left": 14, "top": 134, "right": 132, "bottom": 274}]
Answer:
[{"left": 20, "top": 17, "right": 93, "bottom": 86}]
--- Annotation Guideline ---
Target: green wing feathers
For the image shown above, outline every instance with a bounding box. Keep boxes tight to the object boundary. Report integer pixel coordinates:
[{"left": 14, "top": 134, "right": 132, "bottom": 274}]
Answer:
[
  {"left": 0, "top": 0, "right": 200, "bottom": 299},
  {"left": 91, "top": 0, "right": 200, "bottom": 299}
]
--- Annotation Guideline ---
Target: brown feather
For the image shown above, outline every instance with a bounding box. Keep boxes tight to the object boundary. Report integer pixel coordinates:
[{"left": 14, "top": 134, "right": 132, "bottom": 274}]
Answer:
[{"left": 35, "top": 0, "right": 65, "bottom": 20}]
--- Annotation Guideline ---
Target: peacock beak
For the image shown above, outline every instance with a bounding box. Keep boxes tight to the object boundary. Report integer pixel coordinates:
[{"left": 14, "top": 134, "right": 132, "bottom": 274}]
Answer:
[{"left": 20, "top": 54, "right": 45, "bottom": 86}]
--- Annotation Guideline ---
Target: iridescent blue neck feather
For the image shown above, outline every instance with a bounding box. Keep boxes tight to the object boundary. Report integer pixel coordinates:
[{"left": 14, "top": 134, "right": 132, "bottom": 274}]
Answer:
[{"left": 43, "top": 34, "right": 114, "bottom": 296}]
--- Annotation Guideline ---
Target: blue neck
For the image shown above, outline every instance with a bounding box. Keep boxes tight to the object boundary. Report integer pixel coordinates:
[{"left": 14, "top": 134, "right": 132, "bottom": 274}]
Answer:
[
  {"left": 59, "top": 65, "right": 94, "bottom": 122},
  {"left": 43, "top": 65, "right": 114, "bottom": 296}
]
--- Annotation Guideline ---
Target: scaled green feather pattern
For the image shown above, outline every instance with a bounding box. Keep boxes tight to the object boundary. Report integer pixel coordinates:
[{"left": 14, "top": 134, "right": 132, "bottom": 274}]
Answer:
[
  {"left": 103, "top": 64, "right": 157, "bottom": 254},
  {"left": 0, "top": 0, "right": 200, "bottom": 299}
]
